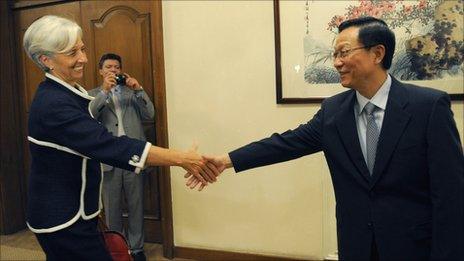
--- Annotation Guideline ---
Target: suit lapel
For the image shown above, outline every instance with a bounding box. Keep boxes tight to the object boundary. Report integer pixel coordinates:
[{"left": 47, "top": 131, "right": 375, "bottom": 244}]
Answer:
[
  {"left": 335, "top": 91, "right": 372, "bottom": 184},
  {"left": 370, "top": 78, "right": 411, "bottom": 188}
]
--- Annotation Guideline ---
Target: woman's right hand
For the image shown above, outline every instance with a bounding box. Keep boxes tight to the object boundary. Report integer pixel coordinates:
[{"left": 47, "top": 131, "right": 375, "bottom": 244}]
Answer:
[
  {"left": 145, "top": 144, "right": 219, "bottom": 186},
  {"left": 179, "top": 145, "right": 219, "bottom": 185},
  {"left": 184, "top": 154, "right": 230, "bottom": 191}
]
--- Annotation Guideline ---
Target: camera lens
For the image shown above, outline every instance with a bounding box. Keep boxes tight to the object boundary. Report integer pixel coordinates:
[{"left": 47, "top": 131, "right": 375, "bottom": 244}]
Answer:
[{"left": 115, "top": 74, "right": 126, "bottom": 85}]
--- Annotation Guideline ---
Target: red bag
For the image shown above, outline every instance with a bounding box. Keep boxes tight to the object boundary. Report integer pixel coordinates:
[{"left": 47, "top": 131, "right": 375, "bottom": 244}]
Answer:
[
  {"left": 98, "top": 216, "right": 133, "bottom": 261},
  {"left": 102, "top": 230, "right": 133, "bottom": 261}
]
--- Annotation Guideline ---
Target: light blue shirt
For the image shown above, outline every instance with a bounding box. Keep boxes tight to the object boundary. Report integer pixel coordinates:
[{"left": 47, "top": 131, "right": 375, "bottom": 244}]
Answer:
[
  {"left": 355, "top": 74, "right": 391, "bottom": 165},
  {"left": 112, "top": 84, "right": 122, "bottom": 96}
]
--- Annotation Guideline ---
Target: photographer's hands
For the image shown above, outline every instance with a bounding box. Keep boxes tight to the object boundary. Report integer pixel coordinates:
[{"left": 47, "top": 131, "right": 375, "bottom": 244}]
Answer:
[
  {"left": 123, "top": 73, "right": 142, "bottom": 90},
  {"left": 101, "top": 72, "right": 141, "bottom": 92},
  {"left": 102, "top": 72, "right": 117, "bottom": 92}
]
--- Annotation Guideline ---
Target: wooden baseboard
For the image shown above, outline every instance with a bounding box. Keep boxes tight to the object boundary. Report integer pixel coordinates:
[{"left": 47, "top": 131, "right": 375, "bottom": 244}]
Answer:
[{"left": 174, "top": 246, "right": 314, "bottom": 261}]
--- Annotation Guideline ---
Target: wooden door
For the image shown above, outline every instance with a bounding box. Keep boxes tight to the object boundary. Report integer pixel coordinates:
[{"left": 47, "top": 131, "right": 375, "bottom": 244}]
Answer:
[
  {"left": 11, "top": 0, "right": 172, "bottom": 253},
  {"left": 0, "top": 0, "right": 26, "bottom": 234},
  {"left": 80, "top": 0, "right": 166, "bottom": 244}
]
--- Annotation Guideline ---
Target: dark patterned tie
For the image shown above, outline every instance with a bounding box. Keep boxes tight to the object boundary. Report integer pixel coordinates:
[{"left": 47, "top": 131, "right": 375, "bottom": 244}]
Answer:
[{"left": 365, "top": 102, "right": 379, "bottom": 175}]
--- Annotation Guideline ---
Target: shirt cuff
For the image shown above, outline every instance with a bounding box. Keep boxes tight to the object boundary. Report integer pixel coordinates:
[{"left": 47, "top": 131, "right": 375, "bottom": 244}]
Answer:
[
  {"left": 132, "top": 142, "right": 152, "bottom": 174},
  {"left": 134, "top": 87, "right": 144, "bottom": 97}
]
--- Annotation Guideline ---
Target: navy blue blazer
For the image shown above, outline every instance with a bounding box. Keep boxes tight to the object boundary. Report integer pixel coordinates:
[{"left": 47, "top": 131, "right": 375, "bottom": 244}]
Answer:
[
  {"left": 230, "top": 77, "right": 464, "bottom": 260},
  {"left": 27, "top": 75, "right": 149, "bottom": 233}
]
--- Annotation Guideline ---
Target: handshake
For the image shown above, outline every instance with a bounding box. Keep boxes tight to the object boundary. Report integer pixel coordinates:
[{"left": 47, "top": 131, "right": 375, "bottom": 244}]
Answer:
[{"left": 175, "top": 145, "right": 232, "bottom": 191}]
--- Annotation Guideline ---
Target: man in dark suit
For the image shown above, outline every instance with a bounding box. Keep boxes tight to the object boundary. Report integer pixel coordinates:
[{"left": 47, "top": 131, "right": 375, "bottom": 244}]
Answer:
[{"left": 186, "top": 17, "right": 464, "bottom": 260}]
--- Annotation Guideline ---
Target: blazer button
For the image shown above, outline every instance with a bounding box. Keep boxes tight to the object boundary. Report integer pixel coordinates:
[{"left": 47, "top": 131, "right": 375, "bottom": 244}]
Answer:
[
  {"left": 367, "top": 222, "right": 373, "bottom": 229},
  {"left": 115, "top": 124, "right": 118, "bottom": 126},
  {"left": 131, "top": 155, "right": 140, "bottom": 163}
]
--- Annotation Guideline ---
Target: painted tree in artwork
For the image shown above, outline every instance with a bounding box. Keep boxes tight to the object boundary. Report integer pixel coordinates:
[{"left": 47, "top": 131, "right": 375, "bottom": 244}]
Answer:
[{"left": 327, "top": 0, "right": 437, "bottom": 34}]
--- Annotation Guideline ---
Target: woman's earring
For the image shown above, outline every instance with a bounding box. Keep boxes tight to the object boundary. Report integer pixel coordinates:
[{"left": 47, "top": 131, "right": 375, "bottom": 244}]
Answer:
[{"left": 50, "top": 67, "right": 54, "bottom": 70}]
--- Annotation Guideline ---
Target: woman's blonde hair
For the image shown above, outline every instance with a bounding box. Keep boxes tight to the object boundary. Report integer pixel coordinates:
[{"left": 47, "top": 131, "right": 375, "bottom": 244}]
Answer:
[{"left": 23, "top": 15, "right": 82, "bottom": 71}]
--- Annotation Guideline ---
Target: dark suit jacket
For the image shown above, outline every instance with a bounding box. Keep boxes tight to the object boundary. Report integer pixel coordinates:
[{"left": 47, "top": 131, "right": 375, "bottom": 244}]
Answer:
[
  {"left": 229, "top": 77, "right": 464, "bottom": 260},
  {"left": 27, "top": 76, "right": 148, "bottom": 232}
]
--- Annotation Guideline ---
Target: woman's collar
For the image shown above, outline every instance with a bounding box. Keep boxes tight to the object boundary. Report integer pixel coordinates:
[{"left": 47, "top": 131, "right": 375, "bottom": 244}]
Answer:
[{"left": 45, "top": 73, "right": 94, "bottom": 101}]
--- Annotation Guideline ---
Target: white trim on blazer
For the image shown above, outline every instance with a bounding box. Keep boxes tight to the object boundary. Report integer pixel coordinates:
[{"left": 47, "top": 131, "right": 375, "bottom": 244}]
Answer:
[
  {"left": 27, "top": 158, "right": 102, "bottom": 233},
  {"left": 28, "top": 136, "right": 89, "bottom": 159},
  {"left": 45, "top": 73, "right": 94, "bottom": 101}
]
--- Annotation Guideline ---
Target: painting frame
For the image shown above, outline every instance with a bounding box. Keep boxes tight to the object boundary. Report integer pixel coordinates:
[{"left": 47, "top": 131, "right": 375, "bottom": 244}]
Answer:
[{"left": 274, "top": 0, "right": 464, "bottom": 104}]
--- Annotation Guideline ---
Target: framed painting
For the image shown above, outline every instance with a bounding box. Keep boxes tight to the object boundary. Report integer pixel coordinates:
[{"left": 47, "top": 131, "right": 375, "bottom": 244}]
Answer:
[{"left": 274, "top": 0, "right": 464, "bottom": 104}]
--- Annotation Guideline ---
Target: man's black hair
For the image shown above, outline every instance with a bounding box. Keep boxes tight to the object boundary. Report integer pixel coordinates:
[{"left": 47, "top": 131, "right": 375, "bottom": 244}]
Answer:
[{"left": 98, "top": 53, "right": 122, "bottom": 69}]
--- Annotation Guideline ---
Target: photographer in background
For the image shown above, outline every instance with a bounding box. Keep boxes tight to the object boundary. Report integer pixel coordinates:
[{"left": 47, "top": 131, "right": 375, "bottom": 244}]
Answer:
[{"left": 89, "top": 53, "right": 154, "bottom": 261}]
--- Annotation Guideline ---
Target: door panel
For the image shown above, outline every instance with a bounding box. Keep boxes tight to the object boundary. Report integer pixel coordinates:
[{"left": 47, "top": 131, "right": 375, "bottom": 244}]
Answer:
[{"left": 80, "top": 0, "right": 161, "bottom": 243}]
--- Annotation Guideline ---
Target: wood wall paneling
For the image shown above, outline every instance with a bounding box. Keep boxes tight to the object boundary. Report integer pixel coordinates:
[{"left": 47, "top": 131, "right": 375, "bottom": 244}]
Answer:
[
  {"left": 80, "top": 0, "right": 165, "bottom": 244},
  {"left": 12, "top": 0, "right": 69, "bottom": 10},
  {"left": 0, "top": 0, "right": 26, "bottom": 234},
  {"left": 145, "top": 2, "right": 173, "bottom": 256}
]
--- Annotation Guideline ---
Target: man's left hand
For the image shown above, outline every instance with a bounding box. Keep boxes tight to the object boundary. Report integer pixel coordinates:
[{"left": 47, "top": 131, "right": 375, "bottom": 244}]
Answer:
[{"left": 123, "top": 73, "right": 142, "bottom": 90}]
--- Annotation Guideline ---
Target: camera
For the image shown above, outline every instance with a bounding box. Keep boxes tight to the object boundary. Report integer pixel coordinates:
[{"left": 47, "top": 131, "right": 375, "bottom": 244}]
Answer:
[{"left": 115, "top": 74, "right": 126, "bottom": 85}]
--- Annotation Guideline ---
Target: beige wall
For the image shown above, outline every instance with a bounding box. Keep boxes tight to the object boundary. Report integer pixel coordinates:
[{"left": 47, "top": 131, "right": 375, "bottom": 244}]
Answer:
[{"left": 161, "top": 1, "right": 464, "bottom": 259}]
